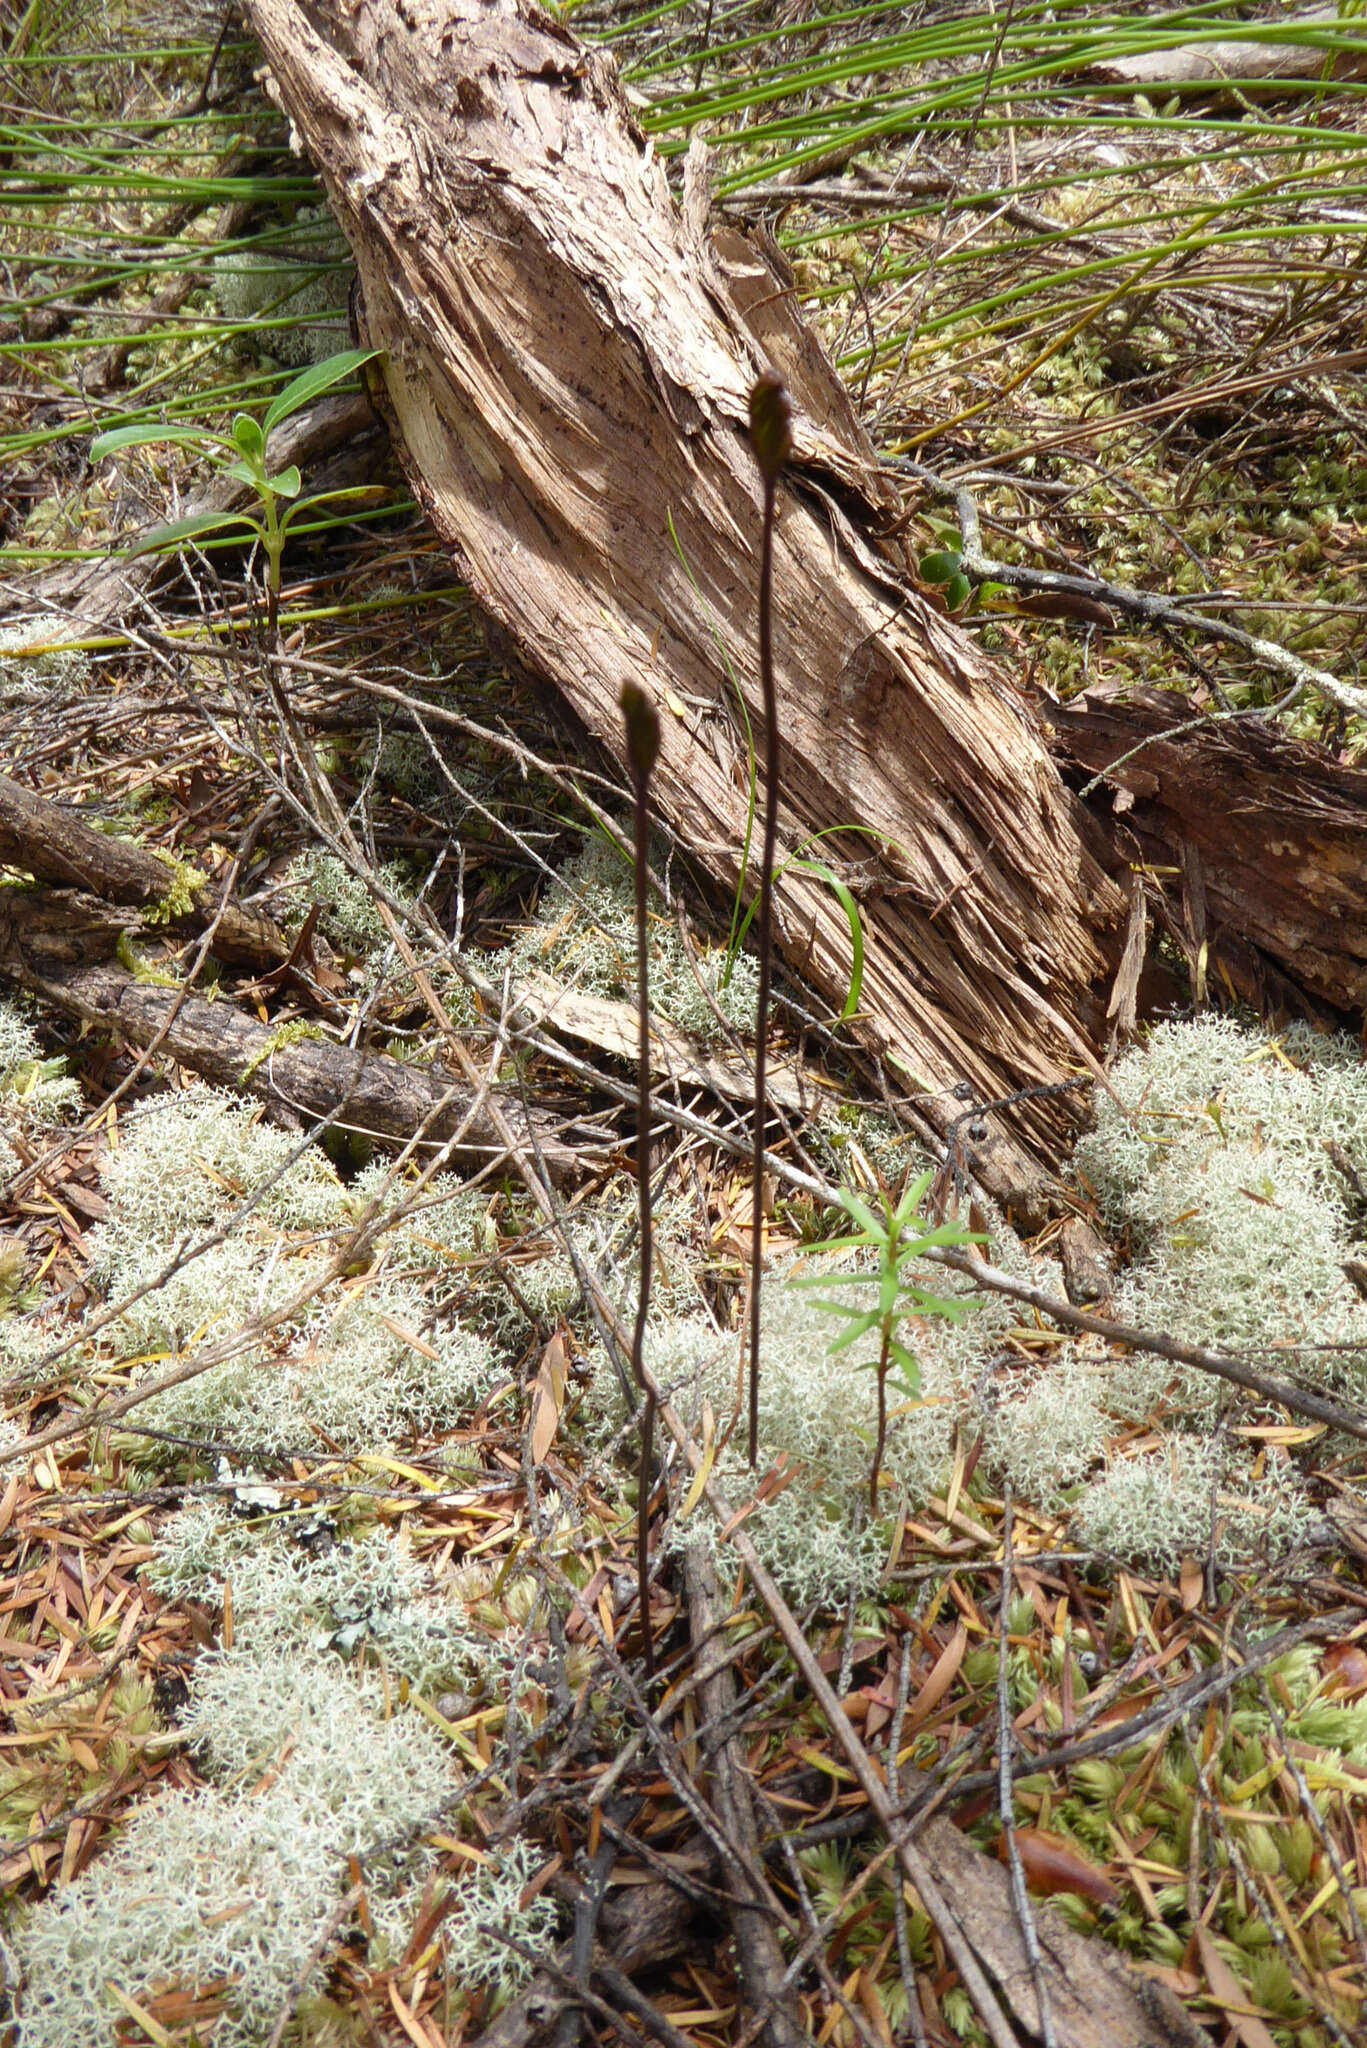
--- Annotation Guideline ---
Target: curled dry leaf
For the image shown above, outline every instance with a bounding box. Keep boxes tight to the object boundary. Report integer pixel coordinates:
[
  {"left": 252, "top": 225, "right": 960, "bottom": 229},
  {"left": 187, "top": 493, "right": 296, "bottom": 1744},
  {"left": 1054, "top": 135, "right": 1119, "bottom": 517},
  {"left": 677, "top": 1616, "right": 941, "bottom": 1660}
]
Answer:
[{"left": 1322, "top": 1640, "right": 1367, "bottom": 1694}]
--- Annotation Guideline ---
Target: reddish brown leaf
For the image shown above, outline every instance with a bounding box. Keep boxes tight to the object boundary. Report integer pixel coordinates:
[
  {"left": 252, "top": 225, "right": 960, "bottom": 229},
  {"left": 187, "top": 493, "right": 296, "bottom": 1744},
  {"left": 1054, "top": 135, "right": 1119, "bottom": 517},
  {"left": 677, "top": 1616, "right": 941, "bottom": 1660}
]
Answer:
[
  {"left": 1323, "top": 1641, "right": 1367, "bottom": 1694},
  {"left": 529, "top": 1331, "right": 568, "bottom": 1466},
  {"left": 999, "top": 1827, "right": 1121, "bottom": 1908}
]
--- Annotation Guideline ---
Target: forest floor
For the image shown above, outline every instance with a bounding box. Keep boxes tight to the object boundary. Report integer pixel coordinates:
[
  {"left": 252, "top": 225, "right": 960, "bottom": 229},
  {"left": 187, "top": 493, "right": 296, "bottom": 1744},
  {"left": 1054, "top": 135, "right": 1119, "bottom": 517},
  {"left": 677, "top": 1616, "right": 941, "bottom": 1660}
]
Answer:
[{"left": 2, "top": 5, "right": 1367, "bottom": 2047}]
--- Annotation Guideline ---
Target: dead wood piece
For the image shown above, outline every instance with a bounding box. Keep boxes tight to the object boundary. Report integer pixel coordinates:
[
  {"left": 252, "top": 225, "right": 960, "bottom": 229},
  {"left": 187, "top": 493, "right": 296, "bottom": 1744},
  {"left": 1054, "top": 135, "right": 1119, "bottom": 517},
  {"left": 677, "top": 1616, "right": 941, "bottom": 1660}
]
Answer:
[
  {"left": 1045, "top": 686, "right": 1367, "bottom": 1024},
  {"left": 0, "top": 894, "right": 592, "bottom": 1181},
  {"left": 1057, "top": 1214, "right": 1112, "bottom": 1307},
  {"left": 1083, "top": 10, "right": 1367, "bottom": 89},
  {"left": 239, "top": 0, "right": 1132, "bottom": 1220},
  {"left": 915, "top": 1820, "right": 1210, "bottom": 2048},
  {"left": 522, "top": 971, "right": 810, "bottom": 1112},
  {"left": 683, "top": 1545, "right": 808, "bottom": 2048},
  {"left": 470, "top": 1880, "right": 695, "bottom": 2048},
  {"left": 0, "top": 772, "right": 295, "bottom": 969}
]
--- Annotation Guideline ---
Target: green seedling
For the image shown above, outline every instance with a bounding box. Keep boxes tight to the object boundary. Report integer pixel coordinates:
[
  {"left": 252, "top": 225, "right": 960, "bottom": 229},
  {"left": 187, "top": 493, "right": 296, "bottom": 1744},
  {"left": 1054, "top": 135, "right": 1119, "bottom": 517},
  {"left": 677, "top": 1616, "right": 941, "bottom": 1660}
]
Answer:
[
  {"left": 746, "top": 366, "right": 792, "bottom": 1467},
  {"left": 919, "top": 546, "right": 973, "bottom": 615},
  {"left": 620, "top": 676, "right": 662, "bottom": 1678},
  {"left": 89, "top": 347, "right": 381, "bottom": 638},
  {"left": 791, "top": 1170, "right": 985, "bottom": 1511}
]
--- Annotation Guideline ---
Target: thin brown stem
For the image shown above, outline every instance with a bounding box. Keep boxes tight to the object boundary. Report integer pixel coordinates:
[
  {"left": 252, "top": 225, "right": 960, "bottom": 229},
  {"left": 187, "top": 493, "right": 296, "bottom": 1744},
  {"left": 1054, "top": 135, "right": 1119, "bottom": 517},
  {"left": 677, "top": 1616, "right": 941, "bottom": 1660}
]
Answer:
[
  {"left": 748, "top": 467, "right": 779, "bottom": 1467},
  {"left": 619, "top": 678, "right": 662, "bottom": 1678},
  {"left": 631, "top": 771, "right": 656, "bottom": 1678}
]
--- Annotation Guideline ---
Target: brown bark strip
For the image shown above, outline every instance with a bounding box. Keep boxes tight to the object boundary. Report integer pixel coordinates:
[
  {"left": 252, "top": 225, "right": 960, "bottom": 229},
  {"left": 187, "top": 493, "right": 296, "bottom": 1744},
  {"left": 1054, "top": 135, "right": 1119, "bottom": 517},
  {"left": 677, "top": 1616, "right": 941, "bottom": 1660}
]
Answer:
[
  {"left": 0, "top": 890, "right": 590, "bottom": 1181},
  {"left": 1046, "top": 687, "right": 1367, "bottom": 1024},
  {"left": 238, "top": 0, "right": 1129, "bottom": 1216}
]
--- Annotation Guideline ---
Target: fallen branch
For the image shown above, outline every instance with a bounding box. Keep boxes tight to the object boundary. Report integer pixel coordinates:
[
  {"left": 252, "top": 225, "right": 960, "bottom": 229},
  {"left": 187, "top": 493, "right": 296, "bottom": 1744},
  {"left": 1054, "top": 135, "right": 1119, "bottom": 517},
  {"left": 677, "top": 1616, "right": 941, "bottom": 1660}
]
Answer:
[
  {"left": 0, "top": 771, "right": 296, "bottom": 969},
  {"left": 0, "top": 892, "right": 595, "bottom": 1182},
  {"left": 900, "top": 460, "right": 1367, "bottom": 723},
  {"left": 1041, "top": 687, "right": 1367, "bottom": 1021},
  {"left": 939, "top": 1247, "right": 1367, "bottom": 1444}
]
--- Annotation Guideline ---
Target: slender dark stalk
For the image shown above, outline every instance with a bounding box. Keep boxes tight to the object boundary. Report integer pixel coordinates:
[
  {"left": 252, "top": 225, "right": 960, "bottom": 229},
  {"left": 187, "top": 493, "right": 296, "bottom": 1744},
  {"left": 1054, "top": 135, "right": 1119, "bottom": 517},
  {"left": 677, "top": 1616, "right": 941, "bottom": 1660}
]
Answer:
[
  {"left": 747, "top": 371, "right": 792, "bottom": 1467},
  {"left": 871, "top": 1326, "right": 891, "bottom": 1514},
  {"left": 619, "top": 679, "right": 661, "bottom": 1677}
]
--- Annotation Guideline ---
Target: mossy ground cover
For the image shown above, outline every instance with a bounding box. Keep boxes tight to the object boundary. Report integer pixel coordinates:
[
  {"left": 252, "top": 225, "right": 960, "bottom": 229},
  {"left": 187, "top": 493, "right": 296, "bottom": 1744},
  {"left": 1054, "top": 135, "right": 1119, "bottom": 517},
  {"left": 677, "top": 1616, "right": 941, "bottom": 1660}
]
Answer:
[{"left": 2, "top": 5, "right": 1367, "bottom": 2045}]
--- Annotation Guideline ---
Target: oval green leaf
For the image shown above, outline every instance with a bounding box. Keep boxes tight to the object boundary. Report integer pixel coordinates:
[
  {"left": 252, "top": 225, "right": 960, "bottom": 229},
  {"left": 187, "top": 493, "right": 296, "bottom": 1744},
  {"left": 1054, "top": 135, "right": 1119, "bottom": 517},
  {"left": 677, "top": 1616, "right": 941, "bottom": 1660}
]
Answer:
[
  {"left": 262, "top": 347, "right": 382, "bottom": 435},
  {"left": 231, "top": 413, "right": 265, "bottom": 460},
  {"left": 91, "top": 422, "right": 225, "bottom": 461},
  {"left": 919, "top": 549, "right": 962, "bottom": 585}
]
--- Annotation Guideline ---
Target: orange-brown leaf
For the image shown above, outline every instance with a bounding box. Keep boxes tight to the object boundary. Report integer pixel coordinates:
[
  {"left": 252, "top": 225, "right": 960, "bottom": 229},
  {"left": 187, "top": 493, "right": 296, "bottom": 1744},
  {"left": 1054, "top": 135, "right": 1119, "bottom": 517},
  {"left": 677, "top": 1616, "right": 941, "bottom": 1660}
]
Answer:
[
  {"left": 1323, "top": 1640, "right": 1367, "bottom": 1694},
  {"left": 1000, "top": 1827, "right": 1121, "bottom": 1908},
  {"left": 530, "top": 1332, "right": 569, "bottom": 1466}
]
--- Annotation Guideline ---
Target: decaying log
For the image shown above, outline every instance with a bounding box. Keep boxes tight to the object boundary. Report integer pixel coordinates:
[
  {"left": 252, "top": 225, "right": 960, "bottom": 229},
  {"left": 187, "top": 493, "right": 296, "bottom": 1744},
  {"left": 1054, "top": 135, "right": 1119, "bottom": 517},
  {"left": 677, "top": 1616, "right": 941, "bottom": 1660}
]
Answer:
[
  {"left": 239, "top": 0, "right": 1131, "bottom": 1217},
  {"left": 1046, "top": 686, "right": 1367, "bottom": 1024},
  {"left": 0, "top": 889, "right": 593, "bottom": 1181},
  {"left": 0, "top": 771, "right": 296, "bottom": 970},
  {"left": 1082, "top": 8, "right": 1367, "bottom": 90}
]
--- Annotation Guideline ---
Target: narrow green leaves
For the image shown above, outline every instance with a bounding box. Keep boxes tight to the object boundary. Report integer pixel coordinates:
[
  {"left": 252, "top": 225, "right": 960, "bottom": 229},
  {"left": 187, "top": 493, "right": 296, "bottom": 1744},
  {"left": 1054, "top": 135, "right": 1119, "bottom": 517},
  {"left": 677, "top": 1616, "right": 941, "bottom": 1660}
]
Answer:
[
  {"left": 90, "top": 422, "right": 235, "bottom": 460},
  {"left": 791, "top": 1167, "right": 987, "bottom": 1506}
]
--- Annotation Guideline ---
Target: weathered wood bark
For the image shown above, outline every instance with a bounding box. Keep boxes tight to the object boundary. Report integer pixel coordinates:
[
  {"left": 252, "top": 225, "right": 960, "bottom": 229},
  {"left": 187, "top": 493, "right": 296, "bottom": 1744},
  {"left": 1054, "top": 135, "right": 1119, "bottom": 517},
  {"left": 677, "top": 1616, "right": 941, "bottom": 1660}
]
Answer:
[
  {"left": 0, "top": 889, "right": 592, "bottom": 1181},
  {"left": 1046, "top": 687, "right": 1367, "bottom": 1025},
  {"left": 240, "top": 0, "right": 1129, "bottom": 1216}
]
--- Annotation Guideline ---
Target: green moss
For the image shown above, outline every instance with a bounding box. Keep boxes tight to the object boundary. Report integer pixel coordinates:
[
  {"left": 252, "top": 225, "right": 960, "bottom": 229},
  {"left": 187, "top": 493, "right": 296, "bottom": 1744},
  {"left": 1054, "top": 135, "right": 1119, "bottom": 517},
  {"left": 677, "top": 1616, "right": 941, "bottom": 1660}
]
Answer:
[
  {"left": 240, "top": 1018, "right": 332, "bottom": 1084},
  {"left": 145, "top": 849, "right": 206, "bottom": 924}
]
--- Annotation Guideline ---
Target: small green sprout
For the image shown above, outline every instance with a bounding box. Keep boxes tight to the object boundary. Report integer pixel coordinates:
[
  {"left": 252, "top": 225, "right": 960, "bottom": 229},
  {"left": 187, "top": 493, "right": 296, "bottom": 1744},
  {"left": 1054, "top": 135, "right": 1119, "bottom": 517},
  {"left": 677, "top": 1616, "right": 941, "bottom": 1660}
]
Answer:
[
  {"left": 791, "top": 1169, "right": 985, "bottom": 1510},
  {"left": 919, "top": 546, "right": 972, "bottom": 615},
  {"left": 89, "top": 347, "right": 382, "bottom": 638}
]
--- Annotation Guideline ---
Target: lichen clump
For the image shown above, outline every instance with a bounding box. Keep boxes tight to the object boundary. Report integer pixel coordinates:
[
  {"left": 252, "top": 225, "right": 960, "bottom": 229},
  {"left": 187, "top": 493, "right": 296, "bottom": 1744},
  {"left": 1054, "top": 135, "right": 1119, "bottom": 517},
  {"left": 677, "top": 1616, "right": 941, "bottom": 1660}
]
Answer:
[
  {"left": 11, "top": 1509, "right": 553, "bottom": 2047},
  {"left": 508, "top": 835, "right": 761, "bottom": 1043},
  {"left": 211, "top": 208, "right": 352, "bottom": 368},
  {"left": 2, "top": 1087, "right": 495, "bottom": 1452},
  {"left": 629, "top": 1017, "right": 1367, "bottom": 1601}
]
